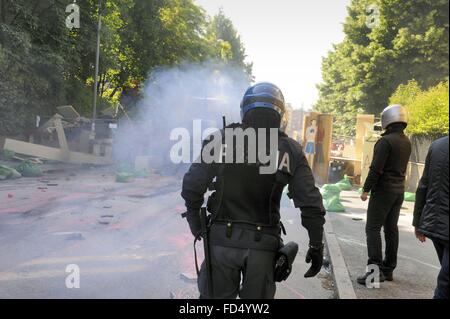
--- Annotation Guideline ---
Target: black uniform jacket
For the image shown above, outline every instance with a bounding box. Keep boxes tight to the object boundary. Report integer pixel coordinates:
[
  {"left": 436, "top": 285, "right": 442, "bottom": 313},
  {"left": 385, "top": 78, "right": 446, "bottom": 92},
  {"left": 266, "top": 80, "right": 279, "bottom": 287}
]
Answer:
[
  {"left": 413, "top": 136, "right": 449, "bottom": 244},
  {"left": 181, "top": 124, "right": 325, "bottom": 249},
  {"left": 363, "top": 125, "right": 412, "bottom": 194}
]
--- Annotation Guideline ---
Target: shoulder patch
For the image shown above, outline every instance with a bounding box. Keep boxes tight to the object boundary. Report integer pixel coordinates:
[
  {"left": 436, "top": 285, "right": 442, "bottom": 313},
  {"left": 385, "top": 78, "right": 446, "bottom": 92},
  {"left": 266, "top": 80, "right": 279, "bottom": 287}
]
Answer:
[{"left": 278, "top": 152, "right": 291, "bottom": 174}]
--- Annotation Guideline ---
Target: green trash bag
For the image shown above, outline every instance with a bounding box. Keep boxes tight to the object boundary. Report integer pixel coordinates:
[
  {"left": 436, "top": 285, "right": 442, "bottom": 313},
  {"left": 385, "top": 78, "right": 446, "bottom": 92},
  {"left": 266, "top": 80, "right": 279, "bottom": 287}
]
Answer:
[
  {"left": 16, "top": 160, "right": 43, "bottom": 177},
  {"left": 323, "top": 195, "right": 346, "bottom": 212},
  {"left": 404, "top": 192, "right": 416, "bottom": 202},
  {"left": 320, "top": 184, "right": 342, "bottom": 199},
  {"left": 336, "top": 175, "right": 352, "bottom": 191},
  {"left": 116, "top": 172, "right": 134, "bottom": 183},
  {"left": 0, "top": 165, "right": 22, "bottom": 180},
  {"left": 133, "top": 169, "right": 150, "bottom": 178}
]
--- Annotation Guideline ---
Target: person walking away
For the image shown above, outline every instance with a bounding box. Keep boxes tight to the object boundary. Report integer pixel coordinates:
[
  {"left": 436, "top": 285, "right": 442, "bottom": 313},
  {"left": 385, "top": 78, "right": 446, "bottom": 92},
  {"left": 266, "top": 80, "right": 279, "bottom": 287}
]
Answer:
[{"left": 358, "top": 105, "right": 412, "bottom": 285}]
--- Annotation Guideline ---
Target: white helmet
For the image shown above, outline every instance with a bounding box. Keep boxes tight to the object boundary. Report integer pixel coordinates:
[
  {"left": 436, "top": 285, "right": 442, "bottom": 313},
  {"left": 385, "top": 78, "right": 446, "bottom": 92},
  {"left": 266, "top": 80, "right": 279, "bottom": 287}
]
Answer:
[{"left": 381, "top": 105, "right": 408, "bottom": 130}]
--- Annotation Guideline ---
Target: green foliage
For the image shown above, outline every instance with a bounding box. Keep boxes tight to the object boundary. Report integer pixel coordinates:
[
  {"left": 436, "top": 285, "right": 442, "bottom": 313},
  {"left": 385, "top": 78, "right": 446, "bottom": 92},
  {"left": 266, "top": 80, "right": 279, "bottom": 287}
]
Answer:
[
  {"left": 0, "top": 0, "right": 252, "bottom": 136},
  {"left": 315, "top": 0, "right": 449, "bottom": 136},
  {"left": 206, "top": 9, "right": 253, "bottom": 80},
  {"left": 390, "top": 80, "right": 449, "bottom": 137}
]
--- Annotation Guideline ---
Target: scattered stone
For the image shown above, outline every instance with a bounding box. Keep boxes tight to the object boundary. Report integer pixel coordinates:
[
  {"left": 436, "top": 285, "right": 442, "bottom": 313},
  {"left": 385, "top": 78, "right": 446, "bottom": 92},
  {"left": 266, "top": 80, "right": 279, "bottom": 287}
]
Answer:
[
  {"left": 47, "top": 183, "right": 58, "bottom": 187},
  {"left": 37, "top": 187, "right": 48, "bottom": 190},
  {"left": 169, "top": 292, "right": 176, "bottom": 299},
  {"left": 7, "top": 193, "right": 13, "bottom": 198},
  {"left": 98, "top": 220, "right": 110, "bottom": 225},
  {"left": 101, "top": 215, "right": 114, "bottom": 218},
  {"left": 103, "top": 205, "right": 112, "bottom": 209},
  {"left": 66, "top": 233, "right": 84, "bottom": 240}
]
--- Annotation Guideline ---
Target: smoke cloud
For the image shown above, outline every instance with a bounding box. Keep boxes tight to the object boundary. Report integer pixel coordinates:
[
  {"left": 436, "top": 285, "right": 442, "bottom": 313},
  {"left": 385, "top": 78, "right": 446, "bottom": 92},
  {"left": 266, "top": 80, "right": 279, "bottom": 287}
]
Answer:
[{"left": 114, "top": 61, "right": 251, "bottom": 176}]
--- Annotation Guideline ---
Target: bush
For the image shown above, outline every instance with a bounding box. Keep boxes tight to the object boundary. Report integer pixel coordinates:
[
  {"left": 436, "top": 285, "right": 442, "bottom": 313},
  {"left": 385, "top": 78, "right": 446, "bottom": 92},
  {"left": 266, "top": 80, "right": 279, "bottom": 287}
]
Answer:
[{"left": 390, "top": 80, "right": 449, "bottom": 138}]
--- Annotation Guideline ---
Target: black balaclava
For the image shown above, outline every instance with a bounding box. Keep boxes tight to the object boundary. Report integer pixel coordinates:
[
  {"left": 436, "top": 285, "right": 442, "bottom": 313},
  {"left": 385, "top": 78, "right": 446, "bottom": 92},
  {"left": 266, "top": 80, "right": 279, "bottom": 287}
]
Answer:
[{"left": 242, "top": 108, "right": 281, "bottom": 130}]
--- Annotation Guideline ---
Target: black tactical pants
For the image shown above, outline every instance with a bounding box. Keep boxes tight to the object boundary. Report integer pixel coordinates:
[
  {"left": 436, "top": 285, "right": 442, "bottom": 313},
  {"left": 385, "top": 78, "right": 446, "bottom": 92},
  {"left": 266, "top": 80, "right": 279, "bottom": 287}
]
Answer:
[
  {"left": 198, "top": 245, "right": 277, "bottom": 299},
  {"left": 433, "top": 240, "right": 449, "bottom": 299},
  {"left": 365, "top": 192, "right": 404, "bottom": 273}
]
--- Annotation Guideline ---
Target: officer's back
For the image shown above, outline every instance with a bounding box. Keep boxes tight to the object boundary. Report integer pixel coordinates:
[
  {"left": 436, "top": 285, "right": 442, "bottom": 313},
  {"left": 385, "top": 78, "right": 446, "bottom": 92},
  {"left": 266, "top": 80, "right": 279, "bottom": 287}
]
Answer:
[{"left": 181, "top": 82, "right": 325, "bottom": 299}]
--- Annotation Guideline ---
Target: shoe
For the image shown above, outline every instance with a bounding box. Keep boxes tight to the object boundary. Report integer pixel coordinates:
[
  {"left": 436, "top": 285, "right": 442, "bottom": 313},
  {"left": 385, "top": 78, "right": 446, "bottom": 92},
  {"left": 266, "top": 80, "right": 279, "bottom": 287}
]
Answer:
[
  {"left": 382, "top": 271, "right": 393, "bottom": 281},
  {"left": 357, "top": 270, "right": 385, "bottom": 286}
]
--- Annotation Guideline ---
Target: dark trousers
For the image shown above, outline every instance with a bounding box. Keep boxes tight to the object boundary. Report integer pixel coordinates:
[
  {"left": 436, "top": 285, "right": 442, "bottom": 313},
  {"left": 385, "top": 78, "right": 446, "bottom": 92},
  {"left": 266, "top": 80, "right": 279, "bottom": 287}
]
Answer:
[
  {"left": 365, "top": 192, "right": 404, "bottom": 273},
  {"left": 433, "top": 240, "right": 449, "bottom": 299},
  {"left": 198, "top": 245, "right": 277, "bottom": 299}
]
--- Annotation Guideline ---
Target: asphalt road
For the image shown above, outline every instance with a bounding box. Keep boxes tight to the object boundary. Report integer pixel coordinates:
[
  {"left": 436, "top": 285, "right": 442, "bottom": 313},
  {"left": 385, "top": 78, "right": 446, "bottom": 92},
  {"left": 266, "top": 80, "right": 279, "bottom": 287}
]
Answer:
[
  {"left": 0, "top": 168, "right": 334, "bottom": 299},
  {"left": 329, "top": 190, "right": 440, "bottom": 299}
]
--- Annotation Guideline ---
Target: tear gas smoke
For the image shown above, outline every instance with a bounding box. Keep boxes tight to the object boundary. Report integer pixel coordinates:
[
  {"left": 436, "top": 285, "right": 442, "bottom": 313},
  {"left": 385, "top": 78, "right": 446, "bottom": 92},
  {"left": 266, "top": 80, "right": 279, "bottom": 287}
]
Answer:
[{"left": 114, "top": 61, "right": 251, "bottom": 176}]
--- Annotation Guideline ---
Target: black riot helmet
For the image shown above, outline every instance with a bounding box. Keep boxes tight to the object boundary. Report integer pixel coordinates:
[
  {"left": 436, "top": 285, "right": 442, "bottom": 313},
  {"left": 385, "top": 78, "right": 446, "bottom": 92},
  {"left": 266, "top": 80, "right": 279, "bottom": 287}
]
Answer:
[{"left": 240, "top": 82, "right": 286, "bottom": 127}]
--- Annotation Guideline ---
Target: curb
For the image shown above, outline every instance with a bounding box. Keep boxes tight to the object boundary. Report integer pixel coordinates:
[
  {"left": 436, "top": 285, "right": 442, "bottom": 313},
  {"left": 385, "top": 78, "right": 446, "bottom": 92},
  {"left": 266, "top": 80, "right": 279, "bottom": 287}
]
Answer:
[{"left": 324, "top": 213, "right": 357, "bottom": 299}]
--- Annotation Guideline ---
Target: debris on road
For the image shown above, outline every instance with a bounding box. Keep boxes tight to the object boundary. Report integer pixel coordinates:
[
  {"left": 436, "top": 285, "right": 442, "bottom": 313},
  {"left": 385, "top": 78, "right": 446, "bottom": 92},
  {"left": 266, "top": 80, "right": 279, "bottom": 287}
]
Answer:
[
  {"left": 0, "top": 165, "right": 22, "bottom": 180},
  {"left": 116, "top": 172, "right": 134, "bottom": 183},
  {"left": 321, "top": 184, "right": 345, "bottom": 212},
  {"left": 65, "top": 233, "right": 84, "bottom": 240},
  {"left": 16, "top": 160, "right": 43, "bottom": 177}
]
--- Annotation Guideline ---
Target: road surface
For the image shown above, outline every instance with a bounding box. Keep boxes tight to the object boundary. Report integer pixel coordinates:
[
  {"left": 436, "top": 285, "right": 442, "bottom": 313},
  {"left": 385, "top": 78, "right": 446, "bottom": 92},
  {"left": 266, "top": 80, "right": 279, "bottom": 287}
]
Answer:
[
  {"left": 329, "top": 190, "right": 440, "bottom": 299},
  {"left": 0, "top": 167, "right": 334, "bottom": 299}
]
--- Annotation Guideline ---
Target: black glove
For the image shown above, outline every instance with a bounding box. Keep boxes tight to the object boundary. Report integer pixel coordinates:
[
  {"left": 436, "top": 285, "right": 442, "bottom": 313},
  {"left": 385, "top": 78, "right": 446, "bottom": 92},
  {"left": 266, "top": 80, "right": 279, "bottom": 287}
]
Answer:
[
  {"left": 304, "top": 244, "right": 324, "bottom": 278},
  {"left": 185, "top": 209, "right": 202, "bottom": 239}
]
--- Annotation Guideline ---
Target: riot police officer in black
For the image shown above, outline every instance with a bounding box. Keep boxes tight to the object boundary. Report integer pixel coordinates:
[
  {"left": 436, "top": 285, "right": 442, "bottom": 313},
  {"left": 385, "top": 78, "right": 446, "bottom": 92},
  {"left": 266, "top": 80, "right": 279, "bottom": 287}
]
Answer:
[{"left": 182, "top": 82, "right": 326, "bottom": 299}]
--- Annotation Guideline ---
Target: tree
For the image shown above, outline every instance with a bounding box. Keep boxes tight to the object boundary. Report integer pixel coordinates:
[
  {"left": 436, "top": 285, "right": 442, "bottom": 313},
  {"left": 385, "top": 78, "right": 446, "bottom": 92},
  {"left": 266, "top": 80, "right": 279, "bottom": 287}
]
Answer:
[
  {"left": 206, "top": 9, "right": 253, "bottom": 79},
  {"left": 0, "top": 0, "right": 252, "bottom": 136},
  {"left": 315, "top": 0, "right": 449, "bottom": 136}
]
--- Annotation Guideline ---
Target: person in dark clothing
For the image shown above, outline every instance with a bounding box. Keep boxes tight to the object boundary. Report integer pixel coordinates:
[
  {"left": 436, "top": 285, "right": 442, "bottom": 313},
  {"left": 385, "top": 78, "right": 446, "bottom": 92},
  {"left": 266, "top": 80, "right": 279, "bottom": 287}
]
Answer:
[
  {"left": 413, "top": 136, "right": 449, "bottom": 299},
  {"left": 358, "top": 105, "right": 412, "bottom": 285},
  {"left": 181, "top": 82, "right": 326, "bottom": 299}
]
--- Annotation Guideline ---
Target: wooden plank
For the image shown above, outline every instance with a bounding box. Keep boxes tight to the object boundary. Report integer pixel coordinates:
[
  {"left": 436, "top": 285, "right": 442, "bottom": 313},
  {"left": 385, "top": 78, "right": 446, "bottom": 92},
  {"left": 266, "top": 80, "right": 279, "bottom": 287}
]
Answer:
[
  {"left": 2, "top": 138, "right": 113, "bottom": 165},
  {"left": 56, "top": 105, "right": 80, "bottom": 119},
  {"left": 53, "top": 115, "right": 70, "bottom": 161}
]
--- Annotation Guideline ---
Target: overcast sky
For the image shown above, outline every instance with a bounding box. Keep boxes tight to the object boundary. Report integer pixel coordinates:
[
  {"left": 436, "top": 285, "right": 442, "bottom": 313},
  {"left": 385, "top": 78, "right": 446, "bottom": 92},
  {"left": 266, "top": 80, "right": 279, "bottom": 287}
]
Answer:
[{"left": 195, "top": 0, "right": 351, "bottom": 110}]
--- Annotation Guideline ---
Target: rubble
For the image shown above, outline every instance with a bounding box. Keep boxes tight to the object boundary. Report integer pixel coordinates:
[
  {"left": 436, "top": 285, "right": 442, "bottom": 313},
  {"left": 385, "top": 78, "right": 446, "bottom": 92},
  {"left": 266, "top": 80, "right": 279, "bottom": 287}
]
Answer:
[
  {"left": 0, "top": 165, "right": 22, "bottom": 180},
  {"left": 16, "top": 160, "right": 43, "bottom": 177},
  {"left": 116, "top": 172, "right": 134, "bottom": 183}
]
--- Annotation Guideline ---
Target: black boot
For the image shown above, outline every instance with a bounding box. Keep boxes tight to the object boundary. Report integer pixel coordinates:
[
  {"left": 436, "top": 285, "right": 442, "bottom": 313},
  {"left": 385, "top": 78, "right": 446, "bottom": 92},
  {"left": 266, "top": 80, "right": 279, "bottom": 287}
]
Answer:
[
  {"left": 382, "top": 270, "right": 393, "bottom": 281},
  {"left": 357, "top": 270, "right": 385, "bottom": 286}
]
